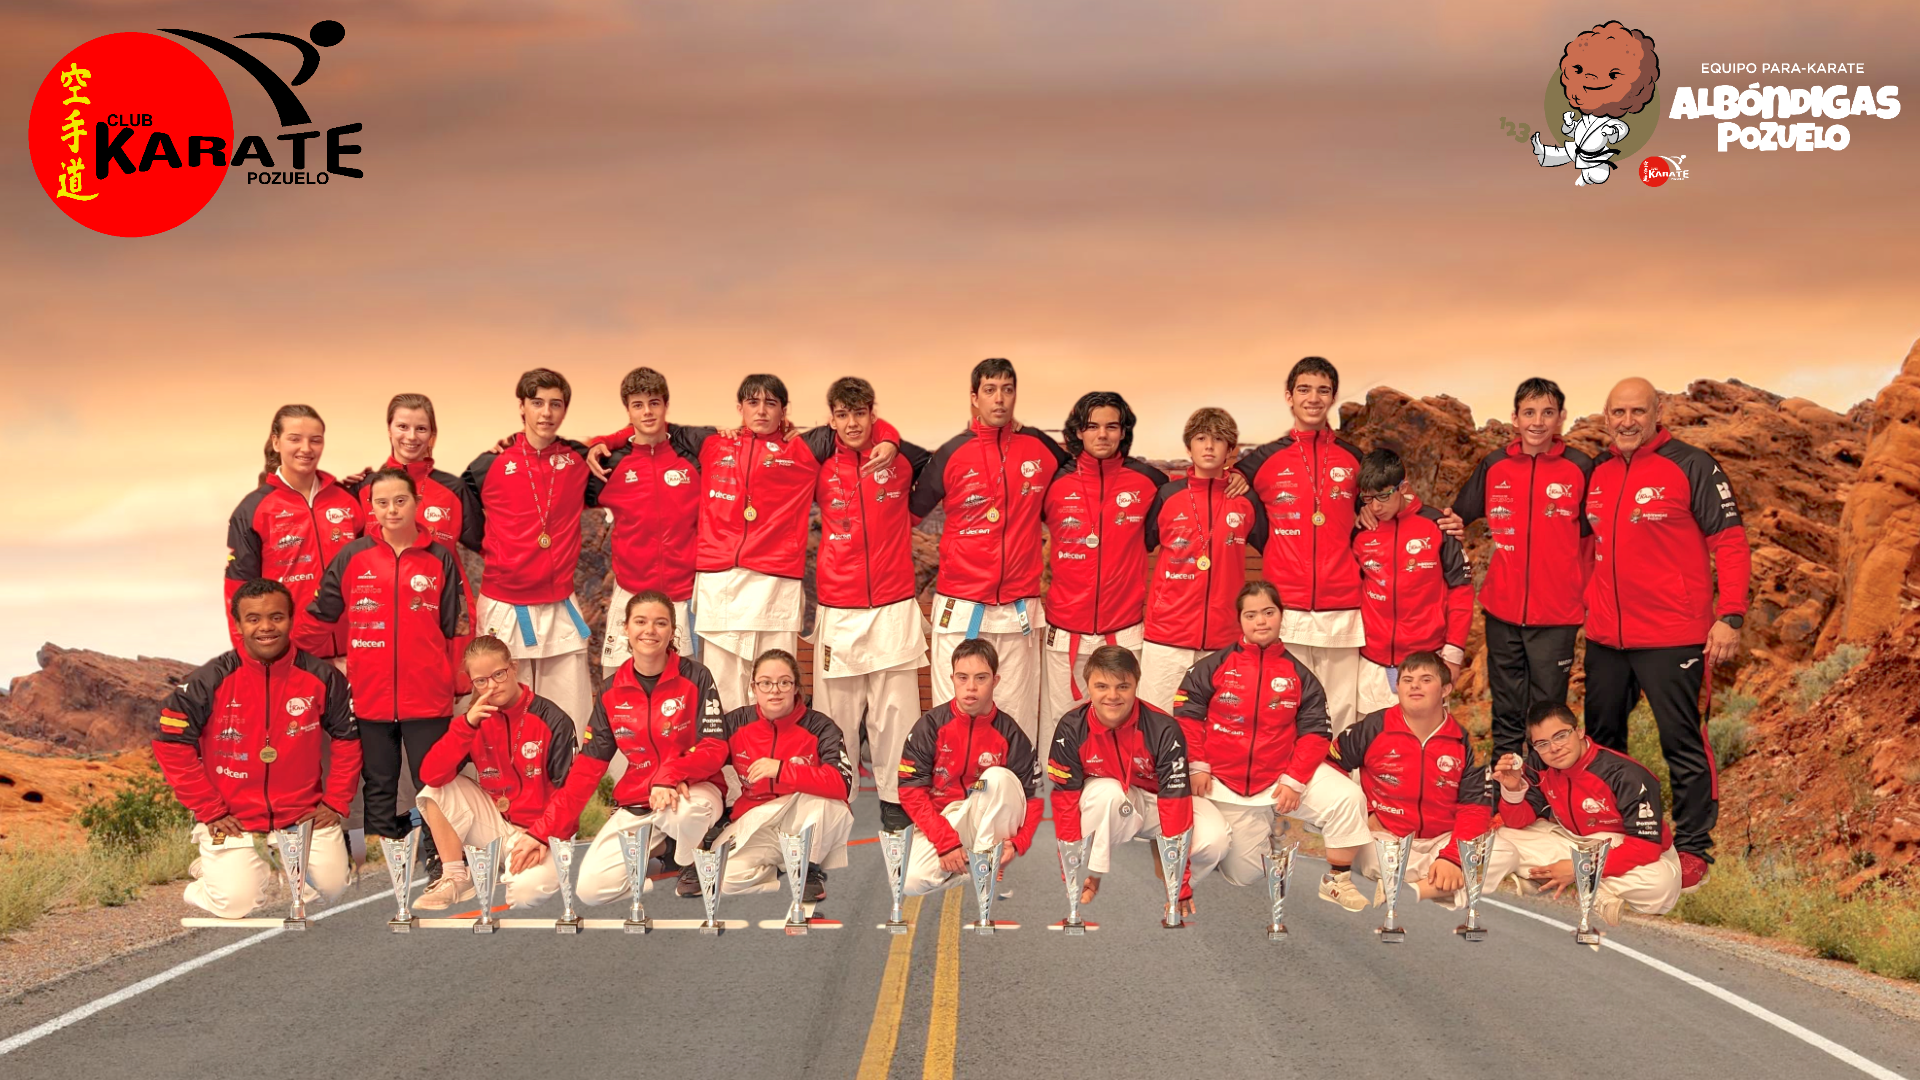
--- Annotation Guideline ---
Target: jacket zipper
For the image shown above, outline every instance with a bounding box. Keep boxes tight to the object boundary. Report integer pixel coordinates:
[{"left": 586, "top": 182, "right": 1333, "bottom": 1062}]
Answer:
[
  {"left": 1611, "top": 454, "right": 1633, "bottom": 648},
  {"left": 855, "top": 450, "right": 875, "bottom": 608},
  {"left": 1389, "top": 515, "right": 1401, "bottom": 663},
  {"left": 1308, "top": 437, "right": 1320, "bottom": 611},
  {"left": 1522, "top": 454, "right": 1537, "bottom": 625},
  {"left": 734, "top": 435, "right": 753, "bottom": 568},
  {"left": 391, "top": 548, "right": 403, "bottom": 720},
  {"left": 1092, "top": 464, "right": 1106, "bottom": 631},
  {"left": 994, "top": 429, "right": 1009, "bottom": 605},
  {"left": 1247, "top": 648, "right": 1264, "bottom": 794},
  {"left": 960, "top": 717, "right": 976, "bottom": 805},
  {"left": 1413, "top": 732, "right": 1428, "bottom": 834},
  {"left": 261, "top": 663, "right": 275, "bottom": 831},
  {"left": 1199, "top": 480, "right": 1214, "bottom": 648}
]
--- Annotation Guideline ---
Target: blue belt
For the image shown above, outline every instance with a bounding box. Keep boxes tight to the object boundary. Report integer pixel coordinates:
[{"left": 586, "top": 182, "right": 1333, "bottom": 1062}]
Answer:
[
  {"left": 512, "top": 598, "right": 592, "bottom": 648},
  {"left": 963, "top": 598, "right": 1032, "bottom": 640}
]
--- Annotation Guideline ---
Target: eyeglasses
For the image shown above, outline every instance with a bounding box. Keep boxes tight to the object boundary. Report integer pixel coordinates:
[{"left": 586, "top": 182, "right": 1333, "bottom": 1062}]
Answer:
[
  {"left": 1362, "top": 489, "right": 1400, "bottom": 504},
  {"left": 1528, "top": 729, "right": 1577, "bottom": 754},
  {"left": 470, "top": 668, "right": 514, "bottom": 688},
  {"left": 752, "top": 678, "right": 797, "bottom": 692}
]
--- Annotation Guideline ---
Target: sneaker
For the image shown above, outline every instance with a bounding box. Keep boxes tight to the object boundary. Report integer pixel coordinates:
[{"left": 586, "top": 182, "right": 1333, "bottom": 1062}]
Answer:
[
  {"left": 676, "top": 864, "right": 701, "bottom": 899},
  {"left": 1595, "top": 893, "right": 1625, "bottom": 927},
  {"left": 1319, "top": 870, "right": 1370, "bottom": 912},
  {"left": 413, "top": 873, "right": 475, "bottom": 911},
  {"left": 804, "top": 864, "right": 828, "bottom": 903},
  {"left": 1679, "top": 852, "right": 1711, "bottom": 894},
  {"left": 879, "top": 801, "right": 914, "bottom": 833}
]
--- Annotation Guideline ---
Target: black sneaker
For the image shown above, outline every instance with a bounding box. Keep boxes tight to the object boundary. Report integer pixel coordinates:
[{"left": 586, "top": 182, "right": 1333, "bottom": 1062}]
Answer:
[
  {"left": 804, "top": 864, "right": 828, "bottom": 903},
  {"left": 676, "top": 864, "right": 701, "bottom": 898},
  {"left": 879, "top": 801, "right": 913, "bottom": 833},
  {"left": 418, "top": 831, "right": 443, "bottom": 886}
]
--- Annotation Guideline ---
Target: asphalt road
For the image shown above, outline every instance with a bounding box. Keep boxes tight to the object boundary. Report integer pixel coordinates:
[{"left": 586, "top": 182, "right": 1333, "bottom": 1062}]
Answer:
[{"left": 2, "top": 796, "right": 1915, "bottom": 1080}]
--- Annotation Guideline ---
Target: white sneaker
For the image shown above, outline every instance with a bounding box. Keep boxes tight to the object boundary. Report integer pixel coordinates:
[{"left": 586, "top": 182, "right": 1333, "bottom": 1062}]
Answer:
[
  {"left": 413, "top": 874, "right": 476, "bottom": 911},
  {"left": 1595, "top": 894, "right": 1625, "bottom": 927},
  {"left": 1319, "top": 870, "right": 1370, "bottom": 912}
]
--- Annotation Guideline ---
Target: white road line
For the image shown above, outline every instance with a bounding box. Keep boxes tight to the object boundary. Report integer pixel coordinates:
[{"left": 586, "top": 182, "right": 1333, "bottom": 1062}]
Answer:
[
  {"left": 1481, "top": 897, "right": 1910, "bottom": 1080},
  {"left": 0, "top": 881, "right": 418, "bottom": 1059}
]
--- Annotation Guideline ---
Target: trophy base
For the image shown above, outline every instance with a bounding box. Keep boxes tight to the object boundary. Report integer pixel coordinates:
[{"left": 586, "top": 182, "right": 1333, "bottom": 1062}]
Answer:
[
  {"left": 784, "top": 921, "right": 811, "bottom": 937},
  {"left": 1573, "top": 928, "right": 1602, "bottom": 946},
  {"left": 282, "top": 918, "right": 311, "bottom": 931},
  {"left": 1160, "top": 919, "right": 1188, "bottom": 930},
  {"left": 182, "top": 917, "right": 287, "bottom": 928},
  {"left": 554, "top": 918, "right": 584, "bottom": 935},
  {"left": 967, "top": 920, "right": 1017, "bottom": 935},
  {"left": 881, "top": 921, "right": 911, "bottom": 934},
  {"left": 471, "top": 921, "right": 497, "bottom": 935},
  {"left": 1455, "top": 924, "right": 1487, "bottom": 942},
  {"left": 1376, "top": 926, "right": 1407, "bottom": 943},
  {"left": 387, "top": 916, "right": 416, "bottom": 933},
  {"left": 623, "top": 919, "right": 653, "bottom": 934},
  {"left": 699, "top": 922, "right": 726, "bottom": 936},
  {"left": 1266, "top": 924, "right": 1289, "bottom": 941}
]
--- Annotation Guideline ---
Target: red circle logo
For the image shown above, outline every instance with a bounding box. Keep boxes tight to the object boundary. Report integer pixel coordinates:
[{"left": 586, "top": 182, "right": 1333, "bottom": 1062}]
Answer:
[
  {"left": 1639, "top": 156, "right": 1673, "bottom": 187},
  {"left": 27, "top": 33, "right": 234, "bottom": 237}
]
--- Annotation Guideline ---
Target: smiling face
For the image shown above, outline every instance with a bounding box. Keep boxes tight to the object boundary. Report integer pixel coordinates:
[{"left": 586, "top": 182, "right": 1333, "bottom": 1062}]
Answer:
[
  {"left": 1513, "top": 394, "right": 1565, "bottom": 453},
  {"left": 274, "top": 417, "right": 325, "bottom": 478},
  {"left": 388, "top": 406, "right": 435, "bottom": 464},
  {"left": 1086, "top": 668, "right": 1137, "bottom": 729},
  {"left": 1287, "top": 371, "right": 1335, "bottom": 430},
  {"left": 1606, "top": 378, "right": 1659, "bottom": 454},
  {"left": 830, "top": 402, "right": 874, "bottom": 452},
  {"left": 626, "top": 391, "right": 669, "bottom": 439},
  {"left": 1238, "top": 592, "right": 1282, "bottom": 647},
  {"left": 1396, "top": 664, "right": 1447, "bottom": 717},
  {"left": 235, "top": 592, "right": 292, "bottom": 663},
  {"left": 624, "top": 599, "right": 675, "bottom": 668},
  {"left": 519, "top": 388, "right": 568, "bottom": 443},
  {"left": 1560, "top": 22, "right": 1660, "bottom": 118}
]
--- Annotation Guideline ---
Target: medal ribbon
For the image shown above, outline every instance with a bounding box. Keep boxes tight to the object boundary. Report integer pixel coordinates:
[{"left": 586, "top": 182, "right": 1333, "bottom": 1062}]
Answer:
[{"left": 520, "top": 441, "right": 560, "bottom": 546}]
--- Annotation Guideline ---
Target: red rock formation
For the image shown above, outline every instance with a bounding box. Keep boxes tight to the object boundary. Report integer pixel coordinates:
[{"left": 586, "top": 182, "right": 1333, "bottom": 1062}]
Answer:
[
  {"left": 1827, "top": 339, "right": 1920, "bottom": 649},
  {"left": 0, "top": 646, "right": 197, "bottom": 754}
]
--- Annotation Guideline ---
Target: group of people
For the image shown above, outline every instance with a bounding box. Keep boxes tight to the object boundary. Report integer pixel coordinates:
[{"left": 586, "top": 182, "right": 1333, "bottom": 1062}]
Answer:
[{"left": 154, "top": 356, "right": 1750, "bottom": 928}]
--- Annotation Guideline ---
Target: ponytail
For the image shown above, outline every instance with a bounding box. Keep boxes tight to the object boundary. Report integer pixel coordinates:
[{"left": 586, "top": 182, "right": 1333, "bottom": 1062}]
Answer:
[{"left": 262, "top": 404, "right": 325, "bottom": 485}]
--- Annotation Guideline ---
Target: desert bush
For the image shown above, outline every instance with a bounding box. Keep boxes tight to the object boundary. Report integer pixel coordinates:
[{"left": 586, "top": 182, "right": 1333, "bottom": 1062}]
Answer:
[
  {"left": 75, "top": 764, "right": 194, "bottom": 850},
  {"left": 1794, "top": 644, "right": 1867, "bottom": 708}
]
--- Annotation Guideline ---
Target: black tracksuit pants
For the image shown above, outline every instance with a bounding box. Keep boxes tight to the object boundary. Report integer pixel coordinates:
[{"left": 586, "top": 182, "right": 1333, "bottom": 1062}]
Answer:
[
  {"left": 360, "top": 717, "right": 452, "bottom": 840},
  {"left": 1582, "top": 640, "right": 1717, "bottom": 858},
  {"left": 1483, "top": 611, "right": 1579, "bottom": 761}
]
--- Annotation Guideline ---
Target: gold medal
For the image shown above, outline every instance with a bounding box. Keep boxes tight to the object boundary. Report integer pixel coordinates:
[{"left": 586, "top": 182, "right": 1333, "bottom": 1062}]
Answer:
[
  {"left": 495, "top": 795, "right": 512, "bottom": 813},
  {"left": 258, "top": 746, "right": 279, "bottom": 764},
  {"left": 986, "top": 507, "right": 1000, "bottom": 523},
  {"left": 744, "top": 506, "right": 759, "bottom": 522},
  {"left": 1196, "top": 555, "right": 1212, "bottom": 571},
  {"left": 538, "top": 531, "right": 552, "bottom": 549},
  {"left": 1311, "top": 511, "right": 1326, "bottom": 527}
]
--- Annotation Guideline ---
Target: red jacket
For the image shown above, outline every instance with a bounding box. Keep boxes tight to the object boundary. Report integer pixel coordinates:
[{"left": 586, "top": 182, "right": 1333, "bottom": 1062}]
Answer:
[
  {"left": 1144, "top": 474, "right": 1264, "bottom": 651},
  {"left": 461, "top": 435, "right": 601, "bottom": 605},
  {"left": 350, "top": 456, "right": 475, "bottom": 549},
  {"left": 1235, "top": 429, "right": 1364, "bottom": 612},
  {"left": 897, "top": 702, "right": 1044, "bottom": 855},
  {"left": 1498, "top": 739, "right": 1673, "bottom": 877},
  {"left": 1449, "top": 439, "right": 1595, "bottom": 627},
  {"left": 153, "top": 647, "right": 362, "bottom": 832},
  {"left": 910, "top": 420, "right": 1070, "bottom": 605},
  {"left": 669, "top": 702, "right": 854, "bottom": 819},
  {"left": 307, "top": 533, "right": 469, "bottom": 721},
  {"left": 1047, "top": 700, "right": 1194, "bottom": 842},
  {"left": 421, "top": 684, "right": 578, "bottom": 835},
  {"left": 536, "top": 654, "right": 725, "bottom": 840},
  {"left": 1172, "top": 640, "right": 1329, "bottom": 796},
  {"left": 1042, "top": 454, "right": 1169, "bottom": 635},
  {"left": 1584, "top": 428, "right": 1751, "bottom": 649},
  {"left": 1333, "top": 705, "right": 1492, "bottom": 866},
  {"left": 225, "top": 472, "right": 364, "bottom": 657},
  {"left": 1351, "top": 498, "right": 1473, "bottom": 667},
  {"left": 594, "top": 427, "right": 706, "bottom": 601},
  {"left": 815, "top": 436, "right": 931, "bottom": 609},
  {"left": 692, "top": 422, "right": 900, "bottom": 581}
]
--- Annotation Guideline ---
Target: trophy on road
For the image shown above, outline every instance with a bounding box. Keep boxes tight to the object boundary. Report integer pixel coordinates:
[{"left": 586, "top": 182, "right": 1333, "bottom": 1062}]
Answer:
[
  {"left": 617, "top": 820, "right": 656, "bottom": 933},
  {"left": 878, "top": 828, "right": 914, "bottom": 933},
  {"left": 1262, "top": 837, "right": 1300, "bottom": 941},
  {"left": 464, "top": 838, "right": 502, "bottom": 934},
  {"left": 380, "top": 829, "right": 419, "bottom": 933},
  {"left": 1454, "top": 831, "right": 1494, "bottom": 942},
  {"left": 1056, "top": 836, "right": 1090, "bottom": 935},
  {"left": 965, "top": 843, "right": 1004, "bottom": 934},
  {"left": 549, "top": 838, "right": 589, "bottom": 934},
  {"left": 1155, "top": 830, "right": 1192, "bottom": 929},
  {"left": 1569, "top": 836, "right": 1614, "bottom": 947},
  {"left": 779, "top": 824, "right": 816, "bottom": 935},
  {"left": 272, "top": 820, "right": 315, "bottom": 930},
  {"left": 694, "top": 840, "right": 734, "bottom": 935},
  {"left": 1375, "top": 831, "right": 1415, "bottom": 943}
]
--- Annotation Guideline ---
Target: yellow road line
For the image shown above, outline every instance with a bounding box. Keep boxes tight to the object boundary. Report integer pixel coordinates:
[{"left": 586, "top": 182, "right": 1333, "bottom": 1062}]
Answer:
[
  {"left": 854, "top": 895, "right": 925, "bottom": 1080},
  {"left": 922, "top": 889, "right": 963, "bottom": 1080}
]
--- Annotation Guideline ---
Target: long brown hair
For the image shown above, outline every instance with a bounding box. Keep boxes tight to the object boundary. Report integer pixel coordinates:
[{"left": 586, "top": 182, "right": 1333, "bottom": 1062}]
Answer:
[
  {"left": 262, "top": 404, "right": 325, "bottom": 484},
  {"left": 386, "top": 392, "right": 438, "bottom": 459}
]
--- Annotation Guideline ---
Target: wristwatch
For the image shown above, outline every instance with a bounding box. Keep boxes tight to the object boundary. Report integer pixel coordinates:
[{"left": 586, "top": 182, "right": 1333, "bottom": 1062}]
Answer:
[{"left": 1718, "top": 614, "right": 1744, "bottom": 630}]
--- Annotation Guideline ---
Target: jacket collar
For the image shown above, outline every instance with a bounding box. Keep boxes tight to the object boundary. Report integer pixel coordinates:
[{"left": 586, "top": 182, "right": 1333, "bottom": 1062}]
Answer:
[
  {"left": 1074, "top": 452, "right": 1126, "bottom": 480},
  {"left": 1504, "top": 436, "right": 1567, "bottom": 459},
  {"left": 237, "top": 643, "right": 300, "bottom": 676},
  {"left": 383, "top": 454, "right": 437, "bottom": 476},
  {"left": 614, "top": 653, "right": 681, "bottom": 692}
]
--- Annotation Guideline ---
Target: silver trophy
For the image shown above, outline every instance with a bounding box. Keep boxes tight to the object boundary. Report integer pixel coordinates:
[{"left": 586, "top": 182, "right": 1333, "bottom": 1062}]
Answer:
[
  {"left": 693, "top": 840, "right": 734, "bottom": 935},
  {"left": 965, "top": 844, "right": 1003, "bottom": 934},
  {"left": 380, "top": 830, "right": 419, "bottom": 932},
  {"left": 1569, "top": 836, "right": 1614, "bottom": 946},
  {"left": 549, "top": 838, "right": 589, "bottom": 934},
  {"left": 779, "top": 824, "right": 816, "bottom": 935},
  {"left": 617, "top": 820, "right": 656, "bottom": 933},
  {"left": 1454, "top": 831, "right": 1494, "bottom": 942},
  {"left": 1262, "top": 837, "right": 1300, "bottom": 941},
  {"left": 271, "top": 820, "right": 315, "bottom": 930},
  {"left": 1375, "top": 831, "right": 1416, "bottom": 943},
  {"left": 1057, "top": 837, "right": 1090, "bottom": 935},
  {"left": 464, "top": 838, "right": 502, "bottom": 934},
  {"left": 1155, "top": 830, "right": 1192, "bottom": 929},
  {"left": 878, "top": 828, "right": 914, "bottom": 934}
]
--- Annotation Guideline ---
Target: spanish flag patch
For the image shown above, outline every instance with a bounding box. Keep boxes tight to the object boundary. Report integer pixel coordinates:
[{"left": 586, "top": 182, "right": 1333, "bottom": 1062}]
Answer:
[
  {"left": 159, "top": 709, "right": 190, "bottom": 730},
  {"left": 1046, "top": 763, "right": 1072, "bottom": 782},
  {"left": 581, "top": 728, "right": 593, "bottom": 742},
  {"left": 1172, "top": 691, "right": 1188, "bottom": 707},
  {"left": 897, "top": 763, "right": 916, "bottom": 776}
]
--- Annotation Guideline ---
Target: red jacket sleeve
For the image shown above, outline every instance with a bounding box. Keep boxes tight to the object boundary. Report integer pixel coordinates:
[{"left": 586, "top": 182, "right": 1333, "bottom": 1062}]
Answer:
[
  {"left": 899, "top": 785, "right": 961, "bottom": 854},
  {"left": 152, "top": 741, "right": 230, "bottom": 824},
  {"left": 1011, "top": 797, "right": 1043, "bottom": 856},
  {"left": 152, "top": 666, "right": 231, "bottom": 824},
  {"left": 773, "top": 711, "right": 853, "bottom": 801},
  {"left": 1496, "top": 788, "right": 1540, "bottom": 830},
  {"left": 1285, "top": 732, "right": 1331, "bottom": 788},
  {"left": 1707, "top": 525, "right": 1751, "bottom": 619},
  {"left": 317, "top": 664, "right": 361, "bottom": 816},
  {"left": 1050, "top": 787, "right": 1083, "bottom": 843},
  {"left": 531, "top": 755, "right": 609, "bottom": 842},
  {"left": 1603, "top": 835, "right": 1666, "bottom": 877},
  {"left": 1445, "top": 582, "right": 1473, "bottom": 649},
  {"left": 1156, "top": 794, "right": 1194, "bottom": 838},
  {"left": 591, "top": 426, "right": 634, "bottom": 448},
  {"left": 419, "top": 718, "right": 477, "bottom": 788},
  {"left": 1445, "top": 802, "right": 1491, "bottom": 867}
]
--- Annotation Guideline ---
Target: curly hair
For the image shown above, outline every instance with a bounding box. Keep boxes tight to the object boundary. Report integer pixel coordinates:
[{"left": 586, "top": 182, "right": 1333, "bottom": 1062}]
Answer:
[
  {"left": 1560, "top": 21, "right": 1660, "bottom": 119},
  {"left": 1062, "top": 390, "right": 1136, "bottom": 459}
]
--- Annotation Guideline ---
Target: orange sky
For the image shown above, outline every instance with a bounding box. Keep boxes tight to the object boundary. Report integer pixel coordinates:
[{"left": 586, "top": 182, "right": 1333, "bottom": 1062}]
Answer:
[{"left": 2, "top": 1, "right": 1916, "bottom": 679}]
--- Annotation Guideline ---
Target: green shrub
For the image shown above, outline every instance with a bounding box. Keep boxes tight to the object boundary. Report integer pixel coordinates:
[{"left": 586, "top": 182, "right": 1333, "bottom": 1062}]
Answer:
[
  {"left": 1672, "top": 852, "right": 1920, "bottom": 981},
  {"left": 576, "top": 774, "right": 619, "bottom": 838},
  {"left": 74, "top": 765, "right": 194, "bottom": 850},
  {"left": 1709, "top": 714, "right": 1752, "bottom": 768},
  {"left": 1795, "top": 644, "right": 1867, "bottom": 708}
]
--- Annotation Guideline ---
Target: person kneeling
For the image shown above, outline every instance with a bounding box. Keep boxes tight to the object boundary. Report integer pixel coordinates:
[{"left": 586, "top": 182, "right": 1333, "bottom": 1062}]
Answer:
[
  {"left": 896, "top": 640, "right": 1042, "bottom": 894},
  {"left": 1488, "top": 702, "right": 1683, "bottom": 925}
]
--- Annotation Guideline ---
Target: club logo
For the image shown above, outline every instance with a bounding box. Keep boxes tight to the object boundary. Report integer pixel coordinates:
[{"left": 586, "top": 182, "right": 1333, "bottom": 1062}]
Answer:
[
  {"left": 1436, "top": 754, "right": 1458, "bottom": 773},
  {"left": 285, "top": 695, "right": 314, "bottom": 717},
  {"left": 660, "top": 697, "right": 683, "bottom": 717},
  {"left": 1545, "top": 483, "right": 1571, "bottom": 499},
  {"left": 1020, "top": 460, "right": 1041, "bottom": 478},
  {"left": 1404, "top": 537, "right": 1432, "bottom": 555},
  {"left": 1269, "top": 676, "right": 1294, "bottom": 693},
  {"left": 1581, "top": 797, "right": 1606, "bottom": 814},
  {"left": 1115, "top": 491, "right": 1139, "bottom": 508},
  {"left": 1634, "top": 486, "right": 1665, "bottom": 504},
  {"left": 1327, "top": 467, "right": 1352, "bottom": 483},
  {"left": 423, "top": 505, "right": 449, "bottom": 523},
  {"left": 409, "top": 574, "right": 435, "bottom": 592},
  {"left": 1225, "top": 512, "right": 1245, "bottom": 528},
  {"left": 1509, "top": 21, "right": 1660, "bottom": 189},
  {"left": 521, "top": 740, "right": 541, "bottom": 759},
  {"left": 324, "top": 506, "right": 350, "bottom": 524}
]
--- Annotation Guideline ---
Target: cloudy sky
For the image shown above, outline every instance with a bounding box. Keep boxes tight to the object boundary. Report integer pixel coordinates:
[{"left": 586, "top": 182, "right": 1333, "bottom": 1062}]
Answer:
[{"left": 2, "top": 1, "right": 1915, "bottom": 680}]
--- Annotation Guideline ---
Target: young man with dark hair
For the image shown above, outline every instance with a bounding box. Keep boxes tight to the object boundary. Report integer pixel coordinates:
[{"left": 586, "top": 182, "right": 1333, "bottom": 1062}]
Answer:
[
  {"left": 1438, "top": 377, "right": 1595, "bottom": 761},
  {"left": 1234, "top": 356, "right": 1368, "bottom": 734},
  {"left": 1140, "top": 407, "right": 1265, "bottom": 711},
  {"left": 152, "top": 580, "right": 362, "bottom": 919},
  {"left": 462, "top": 368, "right": 603, "bottom": 738},
  {"left": 895, "top": 639, "right": 1043, "bottom": 894},
  {"left": 1039, "top": 391, "right": 1170, "bottom": 754},
  {"left": 1351, "top": 447, "right": 1473, "bottom": 717},
  {"left": 1487, "top": 702, "right": 1682, "bottom": 925},
  {"left": 812, "top": 376, "right": 932, "bottom": 809},
  {"left": 590, "top": 366, "right": 702, "bottom": 665},
  {"left": 911, "top": 359, "right": 1071, "bottom": 742}
]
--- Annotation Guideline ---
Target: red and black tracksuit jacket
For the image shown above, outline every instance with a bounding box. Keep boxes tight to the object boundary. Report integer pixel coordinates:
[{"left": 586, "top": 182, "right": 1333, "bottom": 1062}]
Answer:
[
  {"left": 153, "top": 648, "right": 362, "bottom": 832},
  {"left": 225, "top": 472, "right": 364, "bottom": 657},
  {"left": 1048, "top": 700, "right": 1194, "bottom": 841},
  {"left": 1144, "top": 474, "right": 1265, "bottom": 651},
  {"left": 348, "top": 456, "right": 482, "bottom": 688},
  {"left": 910, "top": 420, "right": 1071, "bottom": 605},
  {"left": 1234, "top": 429, "right": 1364, "bottom": 612},
  {"left": 534, "top": 655, "right": 723, "bottom": 839},
  {"left": 1331, "top": 705, "right": 1491, "bottom": 866},
  {"left": 669, "top": 702, "right": 855, "bottom": 819},
  {"left": 691, "top": 421, "right": 901, "bottom": 581},
  {"left": 460, "top": 434, "right": 603, "bottom": 605},
  {"left": 896, "top": 702, "right": 1043, "bottom": 856},
  {"left": 421, "top": 683, "right": 578, "bottom": 836},
  {"left": 815, "top": 436, "right": 932, "bottom": 610},
  {"left": 1499, "top": 739, "right": 1674, "bottom": 877},
  {"left": 1449, "top": 438, "right": 1594, "bottom": 627},
  {"left": 1042, "top": 454, "right": 1170, "bottom": 635},
  {"left": 307, "top": 534, "right": 469, "bottom": 721},
  {"left": 1351, "top": 498, "right": 1473, "bottom": 667},
  {"left": 1172, "top": 640, "right": 1329, "bottom": 797},
  {"left": 591, "top": 425, "right": 709, "bottom": 602},
  {"left": 1584, "top": 427, "right": 1751, "bottom": 649}
]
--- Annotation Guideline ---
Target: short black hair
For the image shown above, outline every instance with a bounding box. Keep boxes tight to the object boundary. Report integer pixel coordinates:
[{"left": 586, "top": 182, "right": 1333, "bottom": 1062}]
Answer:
[
  {"left": 827, "top": 377, "right": 876, "bottom": 413},
  {"left": 737, "top": 374, "right": 790, "bottom": 407},
  {"left": 951, "top": 638, "right": 1000, "bottom": 675},
  {"left": 1514, "top": 377, "right": 1566, "bottom": 412},
  {"left": 1525, "top": 701, "right": 1578, "bottom": 731},
  {"left": 1062, "top": 391, "right": 1136, "bottom": 459},
  {"left": 1358, "top": 447, "right": 1405, "bottom": 492},
  {"left": 1399, "top": 650, "right": 1452, "bottom": 686},
  {"left": 751, "top": 648, "right": 800, "bottom": 682},
  {"left": 229, "top": 577, "right": 293, "bottom": 620},
  {"left": 515, "top": 368, "right": 572, "bottom": 407},
  {"left": 1236, "top": 580, "right": 1282, "bottom": 613},
  {"left": 970, "top": 357, "right": 1017, "bottom": 393},
  {"left": 1081, "top": 644, "right": 1141, "bottom": 683},
  {"left": 1286, "top": 356, "right": 1339, "bottom": 396},
  {"left": 365, "top": 466, "right": 417, "bottom": 499},
  {"left": 623, "top": 589, "right": 676, "bottom": 631}
]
